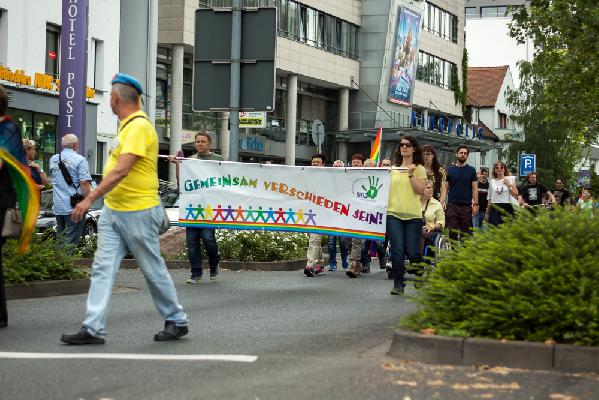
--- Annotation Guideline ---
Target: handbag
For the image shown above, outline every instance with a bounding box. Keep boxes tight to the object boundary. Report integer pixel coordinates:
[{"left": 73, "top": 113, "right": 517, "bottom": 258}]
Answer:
[{"left": 1, "top": 208, "right": 22, "bottom": 239}]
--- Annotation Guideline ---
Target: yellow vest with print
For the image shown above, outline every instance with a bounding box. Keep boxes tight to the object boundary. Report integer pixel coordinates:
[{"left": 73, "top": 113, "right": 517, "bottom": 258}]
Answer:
[
  {"left": 387, "top": 165, "right": 427, "bottom": 220},
  {"left": 104, "top": 111, "right": 160, "bottom": 211}
]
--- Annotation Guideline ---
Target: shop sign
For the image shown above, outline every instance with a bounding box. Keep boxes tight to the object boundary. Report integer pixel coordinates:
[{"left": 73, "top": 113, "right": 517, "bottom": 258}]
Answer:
[
  {"left": 239, "top": 136, "right": 264, "bottom": 153},
  {"left": 0, "top": 64, "right": 95, "bottom": 99},
  {"left": 239, "top": 112, "right": 267, "bottom": 128}
]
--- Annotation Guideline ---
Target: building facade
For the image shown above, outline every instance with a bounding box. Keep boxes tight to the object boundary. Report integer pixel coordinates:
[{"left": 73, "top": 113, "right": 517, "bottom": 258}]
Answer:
[
  {"left": 0, "top": 0, "right": 121, "bottom": 175},
  {"left": 157, "top": 0, "right": 361, "bottom": 167},
  {"left": 342, "top": 0, "right": 495, "bottom": 167},
  {"left": 465, "top": 65, "right": 521, "bottom": 171},
  {"left": 464, "top": 0, "right": 530, "bottom": 87}
]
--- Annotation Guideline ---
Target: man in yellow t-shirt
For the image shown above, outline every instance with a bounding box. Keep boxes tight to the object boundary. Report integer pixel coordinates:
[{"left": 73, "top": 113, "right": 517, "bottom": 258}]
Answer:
[{"left": 61, "top": 73, "right": 188, "bottom": 345}]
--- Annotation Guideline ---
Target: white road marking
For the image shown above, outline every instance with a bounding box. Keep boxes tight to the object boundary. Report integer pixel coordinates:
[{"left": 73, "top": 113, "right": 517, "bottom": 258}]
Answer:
[{"left": 0, "top": 352, "right": 257, "bottom": 362}]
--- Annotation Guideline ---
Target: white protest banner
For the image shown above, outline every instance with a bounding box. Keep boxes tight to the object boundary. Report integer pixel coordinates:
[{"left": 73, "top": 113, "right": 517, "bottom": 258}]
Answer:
[{"left": 178, "top": 160, "right": 391, "bottom": 240}]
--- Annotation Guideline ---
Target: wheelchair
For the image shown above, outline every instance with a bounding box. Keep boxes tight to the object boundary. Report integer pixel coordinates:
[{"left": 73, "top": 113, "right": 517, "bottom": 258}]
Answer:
[{"left": 388, "top": 231, "right": 450, "bottom": 285}]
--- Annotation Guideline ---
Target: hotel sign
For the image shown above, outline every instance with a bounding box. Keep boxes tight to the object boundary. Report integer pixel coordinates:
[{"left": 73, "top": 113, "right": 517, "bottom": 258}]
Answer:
[{"left": 58, "top": 0, "right": 89, "bottom": 153}]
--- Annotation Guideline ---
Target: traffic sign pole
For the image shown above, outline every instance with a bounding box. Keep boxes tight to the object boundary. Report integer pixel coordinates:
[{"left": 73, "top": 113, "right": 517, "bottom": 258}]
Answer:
[{"left": 229, "top": 0, "right": 242, "bottom": 162}]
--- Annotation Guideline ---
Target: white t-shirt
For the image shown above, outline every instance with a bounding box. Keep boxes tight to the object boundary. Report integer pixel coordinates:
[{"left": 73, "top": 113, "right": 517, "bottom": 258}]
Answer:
[{"left": 488, "top": 177, "right": 515, "bottom": 204}]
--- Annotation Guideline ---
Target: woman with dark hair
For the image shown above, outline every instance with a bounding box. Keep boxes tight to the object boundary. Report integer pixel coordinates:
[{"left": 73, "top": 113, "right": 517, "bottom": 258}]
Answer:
[
  {"left": 485, "top": 161, "right": 518, "bottom": 226},
  {"left": 421, "top": 144, "right": 446, "bottom": 204},
  {"left": 386, "top": 136, "right": 427, "bottom": 295},
  {"left": 0, "top": 84, "right": 29, "bottom": 328}
]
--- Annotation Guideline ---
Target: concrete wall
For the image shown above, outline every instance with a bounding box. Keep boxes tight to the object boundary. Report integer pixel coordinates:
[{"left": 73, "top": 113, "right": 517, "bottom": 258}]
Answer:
[
  {"left": 464, "top": 0, "right": 526, "bottom": 13},
  {"left": 276, "top": 37, "right": 359, "bottom": 89},
  {"left": 299, "top": 0, "right": 361, "bottom": 26},
  {"left": 158, "top": 0, "right": 196, "bottom": 46}
]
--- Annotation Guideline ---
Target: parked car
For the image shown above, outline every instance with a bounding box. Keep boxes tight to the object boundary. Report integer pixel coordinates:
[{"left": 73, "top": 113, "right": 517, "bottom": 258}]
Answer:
[
  {"left": 159, "top": 179, "right": 180, "bottom": 228},
  {"left": 36, "top": 189, "right": 103, "bottom": 239}
]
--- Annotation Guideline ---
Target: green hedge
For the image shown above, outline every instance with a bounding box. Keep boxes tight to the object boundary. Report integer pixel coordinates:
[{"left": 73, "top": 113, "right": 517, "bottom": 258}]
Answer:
[
  {"left": 163, "top": 230, "right": 309, "bottom": 262},
  {"left": 401, "top": 207, "right": 599, "bottom": 346},
  {"left": 3, "top": 236, "right": 88, "bottom": 284}
]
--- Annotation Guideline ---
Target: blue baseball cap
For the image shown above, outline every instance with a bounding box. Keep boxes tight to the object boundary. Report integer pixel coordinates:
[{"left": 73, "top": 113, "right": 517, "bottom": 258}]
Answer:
[{"left": 111, "top": 73, "right": 143, "bottom": 94}]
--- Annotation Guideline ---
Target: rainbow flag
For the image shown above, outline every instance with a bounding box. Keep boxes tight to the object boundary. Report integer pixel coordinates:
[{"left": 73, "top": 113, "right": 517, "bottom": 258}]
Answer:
[
  {"left": 369, "top": 127, "right": 382, "bottom": 166},
  {"left": 0, "top": 145, "right": 40, "bottom": 254}
]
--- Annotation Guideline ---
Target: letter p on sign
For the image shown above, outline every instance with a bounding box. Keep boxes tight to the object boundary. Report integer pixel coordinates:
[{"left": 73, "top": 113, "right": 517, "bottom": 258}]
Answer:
[{"left": 520, "top": 154, "right": 536, "bottom": 176}]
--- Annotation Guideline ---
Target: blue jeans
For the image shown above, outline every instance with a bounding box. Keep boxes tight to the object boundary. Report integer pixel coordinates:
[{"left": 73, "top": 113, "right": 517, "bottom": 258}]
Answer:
[
  {"left": 386, "top": 216, "right": 422, "bottom": 285},
  {"left": 327, "top": 235, "right": 349, "bottom": 268},
  {"left": 186, "top": 227, "right": 220, "bottom": 278},
  {"left": 82, "top": 206, "right": 188, "bottom": 337},
  {"left": 361, "top": 240, "right": 386, "bottom": 266},
  {"left": 472, "top": 211, "right": 486, "bottom": 229},
  {"left": 56, "top": 214, "right": 85, "bottom": 247}
]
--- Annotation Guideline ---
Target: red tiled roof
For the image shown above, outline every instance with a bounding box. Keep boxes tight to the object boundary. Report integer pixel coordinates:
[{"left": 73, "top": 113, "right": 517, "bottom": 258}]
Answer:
[
  {"left": 467, "top": 66, "right": 509, "bottom": 107},
  {"left": 478, "top": 121, "right": 499, "bottom": 141}
]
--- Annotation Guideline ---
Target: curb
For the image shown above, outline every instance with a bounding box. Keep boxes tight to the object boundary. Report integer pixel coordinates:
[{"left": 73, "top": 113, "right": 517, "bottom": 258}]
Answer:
[
  {"left": 74, "top": 258, "right": 306, "bottom": 271},
  {"left": 6, "top": 279, "right": 90, "bottom": 300},
  {"left": 389, "top": 329, "right": 599, "bottom": 374}
]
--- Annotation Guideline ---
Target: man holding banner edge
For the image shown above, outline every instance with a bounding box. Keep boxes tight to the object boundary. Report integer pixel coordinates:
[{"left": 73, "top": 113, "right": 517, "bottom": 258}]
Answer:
[{"left": 169, "top": 132, "right": 223, "bottom": 284}]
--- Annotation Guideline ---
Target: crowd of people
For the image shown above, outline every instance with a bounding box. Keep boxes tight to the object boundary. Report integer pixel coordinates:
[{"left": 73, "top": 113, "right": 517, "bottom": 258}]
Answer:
[
  {"left": 1, "top": 75, "right": 597, "bottom": 340},
  {"left": 297, "top": 140, "right": 597, "bottom": 297}
]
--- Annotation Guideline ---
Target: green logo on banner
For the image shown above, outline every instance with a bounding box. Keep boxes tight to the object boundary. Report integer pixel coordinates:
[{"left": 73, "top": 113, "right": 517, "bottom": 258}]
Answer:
[{"left": 361, "top": 176, "right": 383, "bottom": 200}]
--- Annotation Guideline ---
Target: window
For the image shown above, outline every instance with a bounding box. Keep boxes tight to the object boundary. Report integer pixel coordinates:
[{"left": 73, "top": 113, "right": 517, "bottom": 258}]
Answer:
[
  {"left": 274, "top": 0, "right": 359, "bottom": 59},
  {"left": 88, "top": 39, "right": 104, "bottom": 90},
  {"left": 96, "top": 141, "right": 105, "bottom": 173},
  {"left": 287, "top": 1, "right": 298, "bottom": 40},
  {"left": 0, "top": 9, "right": 7, "bottom": 65},
  {"left": 465, "top": 7, "right": 476, "bottom": 19},
  {"left": 277, "top": 0, "right": 288, "bottom": 34},
  {"left": 498, "top": 112, "right": 507, "bottom": 129},
  {"left": 298, "top": 6, "right": 307, "bottom": 42},
  {"left": 416, "top": 51, "right": 457, "bottom": 90},
  {"left": 9, "top": 108, "right": 57, "bottom": 172},
  {"left": 45, "top": 24, "right": 61, "bottom": 79},
  {"left": 481, "top": 6, "right": 508, "bottom": 18},
  {"left": 306, "top": 9, "right": 317, "bottom": 47},
  {"left": 423, "top": 2, "right": 458, "bottom": 43}
]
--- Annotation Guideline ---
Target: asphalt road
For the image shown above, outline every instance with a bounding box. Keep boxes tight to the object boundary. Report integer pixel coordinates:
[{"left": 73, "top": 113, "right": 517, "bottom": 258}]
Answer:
[{"left": 1, "top": 268, "right": 598, "bottom": 400}]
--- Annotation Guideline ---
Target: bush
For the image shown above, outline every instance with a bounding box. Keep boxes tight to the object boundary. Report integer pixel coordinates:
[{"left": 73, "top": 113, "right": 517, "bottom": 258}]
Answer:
[
  {"left": 3, "top": 236, "right": 88, "bottom": 284},
  {"left": 401, "top": 207, "right": 599, "bottom": 346},
  {"left": 77, "top": 235, "right": 98, "bottom": 259},
  {"left": 215, "top": 230, "right": 308, "bottom": 262}
]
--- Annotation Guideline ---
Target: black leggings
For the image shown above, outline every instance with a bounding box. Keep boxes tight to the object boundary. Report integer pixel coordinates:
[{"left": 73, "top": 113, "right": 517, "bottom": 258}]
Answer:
[{"left": 0, "top": 208, "right": 7, "bottom": 325}]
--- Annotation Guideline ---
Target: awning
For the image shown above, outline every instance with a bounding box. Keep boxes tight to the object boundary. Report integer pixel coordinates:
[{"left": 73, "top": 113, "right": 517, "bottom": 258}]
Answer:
[{"left": 332, "top": 126, "right": 499, "bottom": 153}]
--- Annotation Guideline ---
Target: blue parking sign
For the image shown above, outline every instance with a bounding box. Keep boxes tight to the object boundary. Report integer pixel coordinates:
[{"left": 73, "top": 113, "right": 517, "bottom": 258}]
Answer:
[{"left": 520, "top": 153, "right": 536, "bottom": 176}]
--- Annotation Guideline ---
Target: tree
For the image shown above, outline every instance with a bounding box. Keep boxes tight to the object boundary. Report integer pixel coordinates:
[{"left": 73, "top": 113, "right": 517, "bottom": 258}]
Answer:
[{"left": 506, "top": 0, "right": 599, "bottom": 186}]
